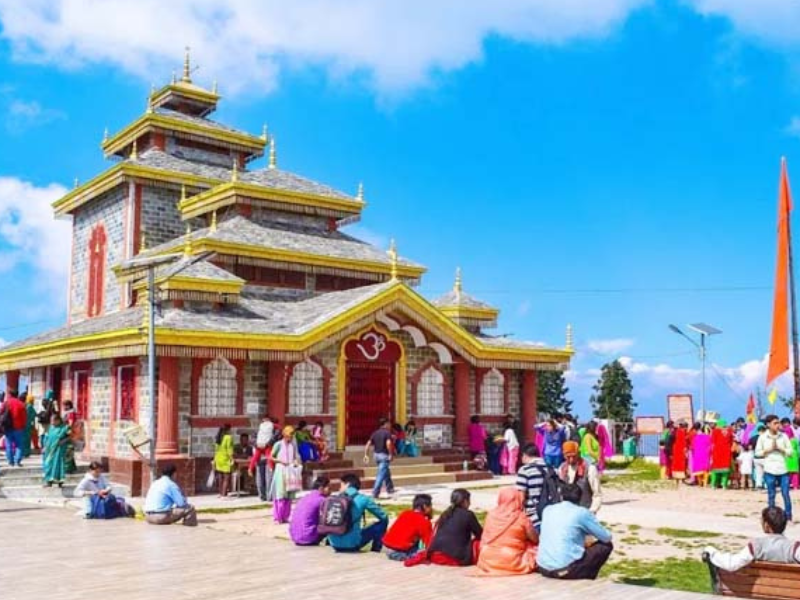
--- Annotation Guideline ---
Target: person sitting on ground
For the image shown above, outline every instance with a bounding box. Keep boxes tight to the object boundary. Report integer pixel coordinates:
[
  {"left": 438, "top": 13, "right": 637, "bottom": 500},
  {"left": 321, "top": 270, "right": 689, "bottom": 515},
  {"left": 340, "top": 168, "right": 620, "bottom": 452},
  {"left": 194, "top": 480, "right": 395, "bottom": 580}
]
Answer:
[
  {"left": 475, "top": 487, "right": 538, "bottom": 577},
  {"left": 328, "top": 474, "right": 389, "bottom": 553},
  {"left": 143, "top": 464, "right": 197, "bottom": 527},
  {"left": 74, "top": 461, "right": 135, "bottom": 519},
  {"left": 704, "top": 506, "right": 800, "bottom": 571},
  {"left": 296, "top": 421, "right": 320, "bottom": 463},
  {"left": 408, "top": 488, "right": 483, "bottom": 566},
  {"left": 537, "top": 483, "right": 613, "bottom": 580},
  {"left": 559, "top": 440, "right": 602, "bottom": 514},
  {"left": 382, "top": 493, "right": 434, "bottom": 560},
  {"left": 516, "top": 443, "right": 547, "bottom": 530},
  {"left": 290, "top": 476, "right": 332, "bottom": 546}
]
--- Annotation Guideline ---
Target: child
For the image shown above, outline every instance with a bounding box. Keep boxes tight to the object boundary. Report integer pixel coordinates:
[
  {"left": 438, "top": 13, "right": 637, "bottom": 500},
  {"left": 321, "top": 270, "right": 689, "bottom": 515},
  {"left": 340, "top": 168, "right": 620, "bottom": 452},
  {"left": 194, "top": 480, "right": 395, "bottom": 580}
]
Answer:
[
  {"left": 704, "top": 507, "right": 800, "bottom": 571},
  {"left": 736, "top": 443, "right": 754, "bottom": 490},
  {"left": 382, "top": 493, "right": 434, "bottom": 560}
]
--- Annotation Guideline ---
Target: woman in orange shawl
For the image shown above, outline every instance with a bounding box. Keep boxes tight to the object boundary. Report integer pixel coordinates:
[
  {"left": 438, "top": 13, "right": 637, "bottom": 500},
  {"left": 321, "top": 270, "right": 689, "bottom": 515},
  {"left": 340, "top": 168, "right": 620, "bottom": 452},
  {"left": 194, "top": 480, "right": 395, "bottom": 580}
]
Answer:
[{"left": 475, "top": 487, "right": 538, "bottom": 576}]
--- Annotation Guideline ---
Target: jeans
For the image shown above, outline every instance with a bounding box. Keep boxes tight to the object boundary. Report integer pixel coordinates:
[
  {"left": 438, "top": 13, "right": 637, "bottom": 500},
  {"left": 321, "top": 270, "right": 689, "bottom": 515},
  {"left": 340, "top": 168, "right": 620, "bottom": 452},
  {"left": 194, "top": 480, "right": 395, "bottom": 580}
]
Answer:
[
  {"left": 764, "top": 472, "right": 793, "bottom": 519},
  {"left": 4, "top": 428, "right": 23, "bottom": 466},
  {"left": 372, "top": 453, "right": 395, "bottom": 497},
  {"left": 256, "top": 460, "right": 272, "bottom": 501},
  {"left": 334, "top": 519, "right": 389, "bottom": 553},
  {"left": 384, "top": 543, "right": 421, "bottom": 561},
  {"left": 544, "top": 454, "right": 563, "bottom": 469},
  {"left": 539, "top": 541, "right": 614, "bottom": 580}
]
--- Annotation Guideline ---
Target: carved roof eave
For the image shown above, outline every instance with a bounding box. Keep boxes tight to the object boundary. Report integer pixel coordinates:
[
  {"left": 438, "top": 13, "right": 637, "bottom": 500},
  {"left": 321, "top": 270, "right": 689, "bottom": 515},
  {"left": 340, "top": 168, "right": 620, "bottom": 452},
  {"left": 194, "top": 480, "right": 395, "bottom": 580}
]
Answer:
[
  {"left": 131, "top": 275, "right": 245, "bottom": 296},
  {"left": 0, "top": 282, "right": 572, "bottom": 371},
  {"left": 101, "top": 113, "right": 266, "bottom": 160},
  {"left": 179, "top": 181, "right": 365, "bottom": 221},
  {"left": 438, "top": 305, "right": 500, "bottom": 322},
  {"left": 150, "top": 83, "right": 220, "bottom": 114}
]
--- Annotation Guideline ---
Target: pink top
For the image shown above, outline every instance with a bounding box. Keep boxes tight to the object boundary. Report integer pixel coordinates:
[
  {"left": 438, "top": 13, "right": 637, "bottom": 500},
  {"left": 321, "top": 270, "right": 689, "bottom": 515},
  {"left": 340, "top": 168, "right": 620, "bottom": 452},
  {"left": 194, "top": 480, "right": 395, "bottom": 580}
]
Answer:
[{"left": 468, "top": 423, "right": 487, "bottom": 453}]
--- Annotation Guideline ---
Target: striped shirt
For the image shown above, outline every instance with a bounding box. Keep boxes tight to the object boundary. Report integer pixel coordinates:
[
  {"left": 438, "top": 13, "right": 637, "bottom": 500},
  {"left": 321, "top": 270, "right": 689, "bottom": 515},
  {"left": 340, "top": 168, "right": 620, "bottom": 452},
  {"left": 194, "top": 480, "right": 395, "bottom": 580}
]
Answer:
[{"left": 516, "top": 459, "right": 546, "bottom": 524}]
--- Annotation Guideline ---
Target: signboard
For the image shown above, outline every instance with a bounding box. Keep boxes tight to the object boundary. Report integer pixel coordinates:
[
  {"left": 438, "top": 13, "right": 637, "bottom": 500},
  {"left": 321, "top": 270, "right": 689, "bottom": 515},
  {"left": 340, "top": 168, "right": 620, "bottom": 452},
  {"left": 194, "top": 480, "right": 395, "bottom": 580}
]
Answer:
[
  {"left": 635, "top": 416, "right": 665, "bottom": 435},
  {"left": 423, "top": 424, "right": 444, "bottom": 446},
  {"left": 124, "top": 424, "right": 151, "bottom": 449},
  {"left": 667, "top": 394, "right": 694, "bottom": 424}
]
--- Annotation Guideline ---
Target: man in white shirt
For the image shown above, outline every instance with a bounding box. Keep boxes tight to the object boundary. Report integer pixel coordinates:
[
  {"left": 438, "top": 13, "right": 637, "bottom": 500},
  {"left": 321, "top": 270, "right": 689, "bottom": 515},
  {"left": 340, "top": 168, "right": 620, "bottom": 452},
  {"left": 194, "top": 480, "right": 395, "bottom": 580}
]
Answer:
[
  {"left": 559, "top": 441, "right": 602, "bottom": 514},
  {"left": 704, "top": 507, "right": 800, "bottom": 571},
  {"left": 755, "top": 414, "right": 794, "bottom": 522}
]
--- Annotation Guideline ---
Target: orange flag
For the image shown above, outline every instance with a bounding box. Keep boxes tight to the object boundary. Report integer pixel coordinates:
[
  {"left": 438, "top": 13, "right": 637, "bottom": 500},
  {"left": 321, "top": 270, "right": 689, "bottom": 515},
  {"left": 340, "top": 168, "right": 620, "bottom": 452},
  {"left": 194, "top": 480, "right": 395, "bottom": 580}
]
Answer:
[{"left": 767, "top": 158, "right": 793, "bottom": 385}]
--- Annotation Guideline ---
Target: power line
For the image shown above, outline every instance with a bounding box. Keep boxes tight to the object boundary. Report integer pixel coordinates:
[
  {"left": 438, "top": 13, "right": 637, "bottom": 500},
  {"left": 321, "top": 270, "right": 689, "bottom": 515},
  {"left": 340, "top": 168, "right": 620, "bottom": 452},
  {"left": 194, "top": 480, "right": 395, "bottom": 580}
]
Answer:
[
  {"left": 425, "top": 285, "right": 771, "bottom": 296},
  {"left": 0, "top": 318, "right": 62, "bottom": 332}
]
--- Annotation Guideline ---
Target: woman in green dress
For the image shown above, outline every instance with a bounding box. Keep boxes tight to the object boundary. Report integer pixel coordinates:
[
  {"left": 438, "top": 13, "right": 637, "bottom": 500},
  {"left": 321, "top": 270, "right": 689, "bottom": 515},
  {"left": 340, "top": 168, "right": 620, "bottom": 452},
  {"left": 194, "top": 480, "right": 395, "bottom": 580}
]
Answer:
[
  {"left": 213, "top": 424, "right": 235, "bottom": 498},
  {"left": 21, "top": 394, "right": 38, "bottom": 458},
  {"left": 42, "top": 414, "right": 70, "bottom": 487}
]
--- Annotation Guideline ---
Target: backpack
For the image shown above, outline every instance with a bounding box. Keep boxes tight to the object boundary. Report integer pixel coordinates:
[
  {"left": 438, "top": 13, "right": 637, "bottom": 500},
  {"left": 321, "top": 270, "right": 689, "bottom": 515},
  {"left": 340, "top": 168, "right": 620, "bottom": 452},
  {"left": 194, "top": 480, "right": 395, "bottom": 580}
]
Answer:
[
  {"left": 536, "top": 465, "right": 563, "bottom": 520},
  {"left": 0, "top": 405, "right": 12, "bottom": 434},
  {"left": 89, "top": 494, "right": 121, "bottom": 520},
  {"left": 256, "top": 422, "right": 274, "bottom": 449},
  {"left": 317, "top": 494, "right": 353, "bottom": 536}
]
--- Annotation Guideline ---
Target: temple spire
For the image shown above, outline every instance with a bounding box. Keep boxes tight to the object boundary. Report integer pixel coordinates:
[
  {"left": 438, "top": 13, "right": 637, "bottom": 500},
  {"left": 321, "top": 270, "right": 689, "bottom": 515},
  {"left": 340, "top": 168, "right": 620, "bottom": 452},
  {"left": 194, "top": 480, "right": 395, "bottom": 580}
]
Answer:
[
  {"left": 268, "top": 136, "right": 277, "bottom": 169},
  {"left": 139, "top": 229, "right": 147, "bottom": 253},
  {"left": 103, "top": 127, "right": 109, "bottom": 143},
  {"left": 210, "top": 210, "right": 218, "bottom": 232},
  {"left": 181, "top": 184, "right": 187, "bottom": 204},
  {"left": 454, "top": 267, "right": 462, "bottom": 298},
  {"left": 231, "top": 159, "right": 239, "bottom": 182},
  {"left": 212, "top": 80, "right": 218, "bottom": 95},
  {"left": 74, "top": 177, "right": 79, "bottom": 189},
  {"left": 389, "top": 239, "right": 399, "bottom": 281},
  {"left": 566, "top": 324, "right": 574, "bottom": 351},
  {"left": 130, "top": 139, "right": 138, "bottom": 160},
  {"left": 184, "top": 223, "right": 193, "bottom": 256},
  {"left": 357, "top": 182, "right": 364, "bottom": 202},
  {"left": 261, "top": 123, "right": 268, "bottom": 142},
  {"left": 182, "top": 46, "right": 192, "bottom": 83}
]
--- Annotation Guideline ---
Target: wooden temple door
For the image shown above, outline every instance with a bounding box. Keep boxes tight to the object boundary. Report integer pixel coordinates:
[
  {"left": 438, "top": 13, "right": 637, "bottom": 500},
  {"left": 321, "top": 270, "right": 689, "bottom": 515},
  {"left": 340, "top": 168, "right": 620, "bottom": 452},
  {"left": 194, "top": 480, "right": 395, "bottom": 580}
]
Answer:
[
  {"left": 51, "top": 367, "right": 63, "bottom": 400},
  {"left": 343, "top": 328, "right": 403, "bottom": 446},
  {"left": 74, "top": 371, "right": 89, "bottom": 419},
  {"left": 346, "top": 362, "right": 394, "bottom": 445}
]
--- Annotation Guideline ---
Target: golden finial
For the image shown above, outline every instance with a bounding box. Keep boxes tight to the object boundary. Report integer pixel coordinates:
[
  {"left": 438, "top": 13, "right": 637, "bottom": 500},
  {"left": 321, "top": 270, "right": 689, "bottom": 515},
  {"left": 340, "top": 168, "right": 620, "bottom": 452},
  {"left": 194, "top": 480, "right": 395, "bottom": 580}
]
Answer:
[
  {"left": 184, "top": 223, "right": 193, "bottom": 257},
  {"left": 102, "top": 127, "right": 109, "bottom": 143},
  {"left": 212, "top": 80, "right": 218, "bottom": 95},
  {"left": 180, "top": 184, "right": 187, "bottom": 204},
  {"left": 171, "top": 70, "right": 177, "bottom": 85},
  {"left": 210, "top": 210, "right": 218, "bottom": 232},
  {"left": 182, "top": 46, "right": 192, "bottom": 83},
  {"left": 231, "top": 159, "right": 239, "bottom": 182},
  {"left": 74, "top": 177, "right": 79, "bottom": 189},
  {"left": 389, "top": 239, "right": 399, "bottom": 281},
  {"left": 357, "top": 182, "right": 364, "bottom": 202},
  {"left": 146, "top": 93, "right": 153, "bottom": 114},
  {"left": 454, "top": 267, "right": 462, "bottom": 296},
  {"left": 260, "top": 123, "right": 268, "bottom": 142},
  {"left": 566, "top": 324, "right": 574, "bottom": 351},
  {"left": 130, "top": 139, "right": 138, "bottom": 160},
  {"left": 268, "top": 136, "right": 277, "bottom": 169},
  {"left": 139, "top": 230, "right": 147, "bottom": 253}
]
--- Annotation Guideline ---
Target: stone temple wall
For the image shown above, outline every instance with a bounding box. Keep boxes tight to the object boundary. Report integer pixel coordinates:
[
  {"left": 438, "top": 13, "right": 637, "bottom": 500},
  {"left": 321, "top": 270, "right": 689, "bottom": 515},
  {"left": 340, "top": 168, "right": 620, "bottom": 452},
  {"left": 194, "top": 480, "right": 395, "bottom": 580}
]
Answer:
[
  {"left": 166, "top": 137, "right": 238, "bottom": 168},
  {"left": 140, "top": 184, "right": 204, "bottom": 249},
  {"left": 70, "top": 185, "right": 126, "bottom": 323}
]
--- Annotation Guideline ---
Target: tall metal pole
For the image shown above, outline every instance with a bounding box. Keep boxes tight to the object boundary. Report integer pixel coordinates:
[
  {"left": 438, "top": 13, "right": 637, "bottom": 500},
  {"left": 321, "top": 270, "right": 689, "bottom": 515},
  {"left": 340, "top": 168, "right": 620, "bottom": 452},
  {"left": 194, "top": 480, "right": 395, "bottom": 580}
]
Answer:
[
  {"left": 147, "top": 266, "right": 157, "bottom": 483},
  {"left": 788, "top": 215, "right": 800, "bottom": 418},
  {"left": 700, "top": 333, "right": 706, "bottom": 423}
]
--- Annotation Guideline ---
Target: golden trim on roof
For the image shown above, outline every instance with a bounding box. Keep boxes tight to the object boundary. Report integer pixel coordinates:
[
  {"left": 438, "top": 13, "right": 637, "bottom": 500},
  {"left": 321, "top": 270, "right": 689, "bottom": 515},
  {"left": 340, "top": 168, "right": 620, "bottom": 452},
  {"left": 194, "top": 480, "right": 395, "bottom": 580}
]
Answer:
[
  {"left": 132, "top": 275, "right": 244, "bottom": 295},
  {"left": 178, "top": 181, "right": 364, "bottom": 220},
  {"left": 101, "top": 113, "right": 265, "bottom": 158},
  {"left": 439, "top": 305, "right": 500, "bottom": 321},
  {"left": 150, "top": 83, "right": 221, "bottom": 108}
]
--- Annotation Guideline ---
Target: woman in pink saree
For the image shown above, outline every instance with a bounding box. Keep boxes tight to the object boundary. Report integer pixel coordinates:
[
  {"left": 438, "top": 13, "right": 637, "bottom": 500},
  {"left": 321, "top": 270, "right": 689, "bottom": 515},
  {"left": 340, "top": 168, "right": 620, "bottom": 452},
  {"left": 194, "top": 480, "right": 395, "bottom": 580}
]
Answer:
[
  {"left": 596, "top": 422, "right": 614, "bottom": 472},
  {"left": 690, "top": 423, "right": 711, "bottom": 487}
]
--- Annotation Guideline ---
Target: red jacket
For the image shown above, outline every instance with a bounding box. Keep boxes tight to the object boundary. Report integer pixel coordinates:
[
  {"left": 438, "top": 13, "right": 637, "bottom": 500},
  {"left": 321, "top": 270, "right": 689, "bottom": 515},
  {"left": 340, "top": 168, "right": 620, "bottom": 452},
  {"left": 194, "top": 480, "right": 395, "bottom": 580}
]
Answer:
[{"left": 2, "top": 397, "right": 27, "bottom": 430}]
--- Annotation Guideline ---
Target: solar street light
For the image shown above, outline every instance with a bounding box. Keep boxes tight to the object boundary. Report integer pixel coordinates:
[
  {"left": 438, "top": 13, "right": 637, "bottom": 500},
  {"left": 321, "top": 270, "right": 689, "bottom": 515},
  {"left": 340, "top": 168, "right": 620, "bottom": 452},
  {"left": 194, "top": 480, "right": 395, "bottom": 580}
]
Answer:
[{"left": 669, "top": 322, "right": 722, "bottom": 423}]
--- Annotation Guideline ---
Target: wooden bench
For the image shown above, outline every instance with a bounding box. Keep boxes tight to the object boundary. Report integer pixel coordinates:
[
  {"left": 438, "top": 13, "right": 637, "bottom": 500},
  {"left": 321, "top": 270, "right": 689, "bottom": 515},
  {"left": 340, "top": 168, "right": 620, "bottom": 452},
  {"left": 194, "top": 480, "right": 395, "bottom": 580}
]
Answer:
[{"left": 705, "top": 555, "right": 800, "bottom": 600}]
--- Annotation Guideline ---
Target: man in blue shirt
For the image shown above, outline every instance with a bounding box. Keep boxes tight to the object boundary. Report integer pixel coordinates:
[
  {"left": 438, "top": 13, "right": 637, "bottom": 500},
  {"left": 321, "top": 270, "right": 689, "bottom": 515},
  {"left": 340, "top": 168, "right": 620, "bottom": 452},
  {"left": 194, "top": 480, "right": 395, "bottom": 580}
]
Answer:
[
  {"left": 328, "top": 474, "right": 388, "bottom": 552},
  {"left": 537, "top": 483, "right": 613, "bottom": 579},
  {"left": 144, "top": 464, "right": 198, "bottom": 526}
]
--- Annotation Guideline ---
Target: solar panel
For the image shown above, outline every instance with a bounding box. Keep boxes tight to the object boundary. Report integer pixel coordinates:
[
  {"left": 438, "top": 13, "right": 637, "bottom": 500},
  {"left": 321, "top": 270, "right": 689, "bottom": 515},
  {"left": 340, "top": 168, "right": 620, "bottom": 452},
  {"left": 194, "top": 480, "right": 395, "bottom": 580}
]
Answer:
[{"left": 688, "top": 322, "right": 722, "bottom": 336}]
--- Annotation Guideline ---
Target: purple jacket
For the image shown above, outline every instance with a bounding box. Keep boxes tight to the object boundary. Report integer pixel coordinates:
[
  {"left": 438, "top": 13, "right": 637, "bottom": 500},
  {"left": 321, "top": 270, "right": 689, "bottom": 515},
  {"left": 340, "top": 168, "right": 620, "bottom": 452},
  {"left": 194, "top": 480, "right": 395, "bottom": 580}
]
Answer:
[{"left": 289, "top": 490, "right": 326, "bottom": 545}]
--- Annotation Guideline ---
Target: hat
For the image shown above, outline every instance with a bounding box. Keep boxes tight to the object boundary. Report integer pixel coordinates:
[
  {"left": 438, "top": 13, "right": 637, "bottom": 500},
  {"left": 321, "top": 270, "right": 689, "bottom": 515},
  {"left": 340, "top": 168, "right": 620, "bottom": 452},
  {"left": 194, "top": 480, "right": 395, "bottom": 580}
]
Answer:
[
  {"left": 282, "top": 425, "right": 295, "bottom": 436},
  {"left": 562, "top": 441, "right": 580, "bottom": 455}
]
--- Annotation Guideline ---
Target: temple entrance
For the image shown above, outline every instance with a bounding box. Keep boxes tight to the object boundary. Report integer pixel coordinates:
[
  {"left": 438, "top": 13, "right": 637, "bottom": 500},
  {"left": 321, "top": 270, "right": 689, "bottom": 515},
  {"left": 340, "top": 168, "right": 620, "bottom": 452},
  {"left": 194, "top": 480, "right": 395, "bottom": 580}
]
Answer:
[
  {"left": 342, "top": 328, "right": 404, "bottom": 446},
  {"left": 346, "top": 362, "right": 394, "bottom": 445}
]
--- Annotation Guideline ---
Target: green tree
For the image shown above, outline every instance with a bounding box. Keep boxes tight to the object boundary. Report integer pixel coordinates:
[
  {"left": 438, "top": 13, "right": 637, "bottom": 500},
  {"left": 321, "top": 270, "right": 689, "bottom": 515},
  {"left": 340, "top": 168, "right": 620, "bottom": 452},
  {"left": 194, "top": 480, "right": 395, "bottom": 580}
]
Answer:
[
  {"left": 537, "top": 370, "right": 573, "bottom": 417},
  {"left": 590, "top": 360, "right": 636, "bottom": 421}
]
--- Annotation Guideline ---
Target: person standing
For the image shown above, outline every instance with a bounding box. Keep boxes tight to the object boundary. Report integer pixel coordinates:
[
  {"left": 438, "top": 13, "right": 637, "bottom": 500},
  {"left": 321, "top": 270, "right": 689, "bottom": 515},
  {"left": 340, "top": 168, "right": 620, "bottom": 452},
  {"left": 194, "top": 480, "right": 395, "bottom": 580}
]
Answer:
[
  {"left": 502, "top": 419, "right": 520, "bottom": 475},
  {"left": 213, "top": 424, "right": 235, "bottom": 499},
  {"left": 22, "top": 394, "right": 39, "bottom": 457},
  {"left": 539, "top": 419, "right": 566, "bottom": 468},
  {"left": 560, "top": 441, "right": 602, "bottom": 514},
  {"left": 756, "top": 414, "right": 794, "bottom": 522},
  {"left": 516, "top": 443, "right": 546, "bottom": 529},
  {"left": 42, "top": 414, "right": 70, "bottom": 486},
  {"left": 271, "top": 425, "right": 301, "bottom": 524},
  {"left": 537, "top": 483, "right": 613, "bottom": 580},
  {"left": 144, "top": 464, "right": 197, "bottom": 526},
  {"left": 1, "top": 390, "right": 27, "bottom": 467},
  {"left": 468, "top": 415, "right": 487, "bottom": 459},
  {"left": 364, "top": 418, "right": 395, "bottom": 499}
]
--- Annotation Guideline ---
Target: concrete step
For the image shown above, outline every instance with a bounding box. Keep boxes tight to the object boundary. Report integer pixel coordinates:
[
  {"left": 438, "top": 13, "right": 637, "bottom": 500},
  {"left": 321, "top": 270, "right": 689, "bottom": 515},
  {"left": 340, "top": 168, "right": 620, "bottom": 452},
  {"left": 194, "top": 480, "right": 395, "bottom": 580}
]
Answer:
[
  {"left": 0, "top": 472, "right": 86, "bottom": 487},
  {"left": 0, "top": 483, "right": 131, "bottom": 500},
  {"left": 362, "top": 463, "right": 447, "bottom": 477}
]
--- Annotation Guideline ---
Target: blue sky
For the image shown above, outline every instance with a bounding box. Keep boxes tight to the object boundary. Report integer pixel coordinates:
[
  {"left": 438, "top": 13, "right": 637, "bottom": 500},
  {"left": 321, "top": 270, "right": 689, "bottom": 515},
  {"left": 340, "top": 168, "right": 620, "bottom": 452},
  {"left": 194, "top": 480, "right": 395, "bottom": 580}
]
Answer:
[{"left": 1, "top": 0, "right": 800, "bottom": 419}]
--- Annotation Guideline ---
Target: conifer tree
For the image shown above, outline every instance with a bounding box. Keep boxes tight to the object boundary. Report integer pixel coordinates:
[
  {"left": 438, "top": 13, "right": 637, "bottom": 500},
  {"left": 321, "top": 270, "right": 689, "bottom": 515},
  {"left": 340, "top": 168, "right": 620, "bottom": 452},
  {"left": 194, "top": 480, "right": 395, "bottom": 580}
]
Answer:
[{"left": 590, "top": 360, "right": 636, "bottom": 421}]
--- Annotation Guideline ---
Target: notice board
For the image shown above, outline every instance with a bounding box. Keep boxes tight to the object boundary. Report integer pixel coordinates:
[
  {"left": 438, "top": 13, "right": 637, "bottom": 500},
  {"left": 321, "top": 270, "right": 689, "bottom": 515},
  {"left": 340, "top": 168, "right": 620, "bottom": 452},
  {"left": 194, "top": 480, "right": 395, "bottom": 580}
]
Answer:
[{"left": 667, "top": 394, "right": 694, "bottom": 425}]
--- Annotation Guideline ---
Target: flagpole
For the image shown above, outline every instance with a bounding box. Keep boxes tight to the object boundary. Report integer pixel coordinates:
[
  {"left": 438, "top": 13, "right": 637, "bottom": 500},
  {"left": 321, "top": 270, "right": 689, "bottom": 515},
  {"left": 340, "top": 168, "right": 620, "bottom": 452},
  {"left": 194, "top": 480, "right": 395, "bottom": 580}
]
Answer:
[{"left": 790, "top": 211, "right": 800, "bottom": 418}]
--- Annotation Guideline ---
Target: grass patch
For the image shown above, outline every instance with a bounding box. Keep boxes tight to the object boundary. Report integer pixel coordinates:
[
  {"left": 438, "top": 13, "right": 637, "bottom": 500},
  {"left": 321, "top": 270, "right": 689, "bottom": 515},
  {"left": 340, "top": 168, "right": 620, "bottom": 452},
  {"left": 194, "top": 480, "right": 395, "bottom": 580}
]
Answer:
[
  {"left": 656, "top": 527, "right": 722, "bottom": 539},
  {"left": 604, "top": 458, "right": 636, "bottom": 470},
  {"left": 602, "top": 459, "right": 663, "bottom": 488},
  {"left": 603, "top": 558, "right": 712, "bottom": 594},
  {"left": 724, "top": 512, "right": 748, "bottom": 518},
  {"left": 627, "top": 524, "right": 641, "bottom": 532},
  {"left": 197, "top": 503, "right": 271, "bottom": 515}
]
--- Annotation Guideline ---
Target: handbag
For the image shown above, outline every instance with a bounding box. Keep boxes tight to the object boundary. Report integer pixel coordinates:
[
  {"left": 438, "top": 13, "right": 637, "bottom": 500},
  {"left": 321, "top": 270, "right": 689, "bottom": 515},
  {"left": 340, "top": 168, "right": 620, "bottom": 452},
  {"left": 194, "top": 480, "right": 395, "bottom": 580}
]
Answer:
[
  {"left": 286, "top": 464, "right": 303, "bottom": 492},
  {"left": 205, "top": 461, "right": 216, "bottom": 490}
]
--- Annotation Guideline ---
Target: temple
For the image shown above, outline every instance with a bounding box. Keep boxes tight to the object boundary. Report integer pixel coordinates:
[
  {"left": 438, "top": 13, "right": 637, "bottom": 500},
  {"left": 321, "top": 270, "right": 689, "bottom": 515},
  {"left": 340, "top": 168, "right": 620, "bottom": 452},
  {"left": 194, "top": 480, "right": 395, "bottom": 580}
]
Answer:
[{"left": 0, "top": 51, "right": 572, "bottom": 493}]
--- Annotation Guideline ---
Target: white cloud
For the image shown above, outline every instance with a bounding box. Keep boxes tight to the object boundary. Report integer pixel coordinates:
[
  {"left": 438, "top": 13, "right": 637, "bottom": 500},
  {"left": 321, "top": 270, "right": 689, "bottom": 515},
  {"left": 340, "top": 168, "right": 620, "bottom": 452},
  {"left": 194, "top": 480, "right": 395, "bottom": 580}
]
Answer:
[
  {"left": 4, "top": 99, "right": 66, "bottom": 133},
  {"left": 586, "top": 338, "right": 635, "bottom": 354},
  {"left": 0, "top": 177, "right": 71, "bottom": 299},
  {"left": 786, "top": 116, "right": 800, "bottom": 139},
  {"left": 517, "top": 300, "right": 532, "bottom": 317},
  {"left": 341, "top": 224, "right": 388, "bottom": 250},
  {"left": 687, "top": 0, "right": 800, "bottom": 48},
  {"left": 0, "top": 0, "right": 650, "bottom": 97}
]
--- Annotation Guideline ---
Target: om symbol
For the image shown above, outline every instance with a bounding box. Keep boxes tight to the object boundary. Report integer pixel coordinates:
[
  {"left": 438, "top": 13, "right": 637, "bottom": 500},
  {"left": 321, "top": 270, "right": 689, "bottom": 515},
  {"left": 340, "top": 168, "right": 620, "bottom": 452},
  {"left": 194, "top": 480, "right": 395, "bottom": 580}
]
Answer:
[{"left": 356, "top": 332, "right": 387, "bottom": 361}]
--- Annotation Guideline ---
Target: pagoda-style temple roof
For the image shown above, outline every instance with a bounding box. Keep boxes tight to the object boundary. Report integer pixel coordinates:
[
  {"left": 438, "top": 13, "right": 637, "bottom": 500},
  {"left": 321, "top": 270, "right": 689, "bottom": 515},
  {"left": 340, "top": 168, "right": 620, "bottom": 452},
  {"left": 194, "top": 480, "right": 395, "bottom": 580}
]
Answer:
[
  {"left": 0, "top": 281, "right": 572, "bottom": 371},
  {"left": 130, "top": 257, "right": 246, "bottom": 302},
  {"left": 120, "top": 215, "right": 426, "bottom": 282},
  {"left": 432, "top": 269, "right": 500, "bottom": 329}
]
